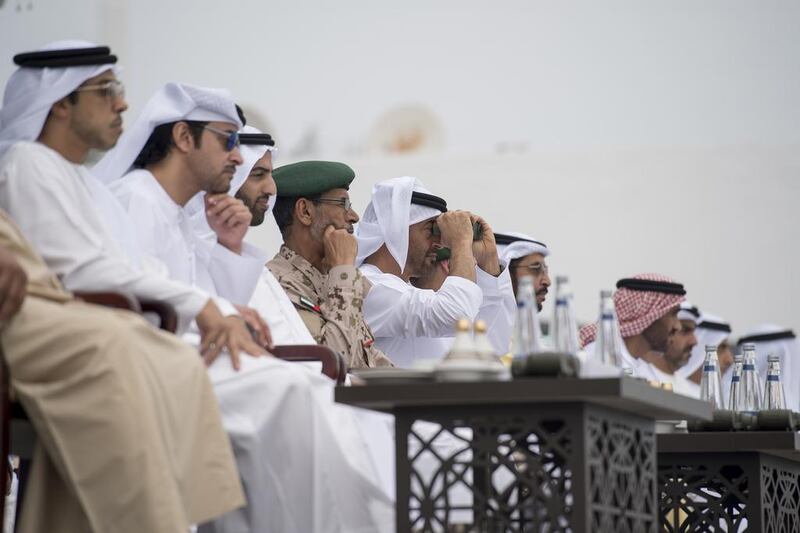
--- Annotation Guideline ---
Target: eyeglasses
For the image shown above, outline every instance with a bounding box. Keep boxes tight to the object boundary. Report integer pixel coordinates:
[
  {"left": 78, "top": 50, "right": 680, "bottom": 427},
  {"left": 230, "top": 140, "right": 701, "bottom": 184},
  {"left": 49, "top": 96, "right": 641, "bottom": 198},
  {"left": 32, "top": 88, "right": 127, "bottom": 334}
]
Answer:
[
  {"left": 203, "top": 125, "right": 240, "bottom": 151},
  {"left": 510, "top": 262, "right": 549, "bottom": 276},
  {"left": 312, "top": 197, "right": 352, "bottom": 211},
  {"left": 74, "top": 79, "right": 125, "bottom": 100}
]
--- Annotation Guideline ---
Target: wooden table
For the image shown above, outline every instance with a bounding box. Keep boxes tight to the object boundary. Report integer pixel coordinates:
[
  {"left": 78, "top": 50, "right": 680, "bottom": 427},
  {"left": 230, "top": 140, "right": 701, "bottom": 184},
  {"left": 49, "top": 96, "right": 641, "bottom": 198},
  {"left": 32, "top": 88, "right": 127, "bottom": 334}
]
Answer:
[
  {"left": 658, "top": 431, "right": 800, "bottom": 532},
  {"left": 337, "top": 376, "right": 711, "bottom": 533}
]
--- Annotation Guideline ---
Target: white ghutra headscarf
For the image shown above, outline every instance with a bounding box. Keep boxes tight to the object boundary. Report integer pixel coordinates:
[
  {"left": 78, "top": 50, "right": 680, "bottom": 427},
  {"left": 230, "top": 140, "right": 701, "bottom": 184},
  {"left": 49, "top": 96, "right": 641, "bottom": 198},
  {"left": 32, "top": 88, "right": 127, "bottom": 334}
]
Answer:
[
  {"left": 354, "top": 176, "right": 443, "bottom": 268},
  {"left": 495, "top": 231, "right": 549, "bottom": 265},
  {"left": 0, "top": 40, "right": 120, "bottom": 159},
  {"left": 93, "top": 82, "right": 242, "bottom": 185}
]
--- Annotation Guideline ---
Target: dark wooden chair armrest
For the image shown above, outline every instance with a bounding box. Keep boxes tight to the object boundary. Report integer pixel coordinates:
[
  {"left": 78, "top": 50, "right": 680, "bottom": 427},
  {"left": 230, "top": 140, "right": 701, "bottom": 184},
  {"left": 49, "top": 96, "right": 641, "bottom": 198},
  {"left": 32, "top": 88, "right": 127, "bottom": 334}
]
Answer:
[
  {"left": 138, "top": 300, "right": 179, "bottom": 333},
  {"left": 74, "top": 292, "right": 178, "bottom": 333},
  {"left": 74, "top": 291, "right": 141, "bottom": 313},
  {"left": 270, "top": 345, "right": 348, "bottom": 385}
]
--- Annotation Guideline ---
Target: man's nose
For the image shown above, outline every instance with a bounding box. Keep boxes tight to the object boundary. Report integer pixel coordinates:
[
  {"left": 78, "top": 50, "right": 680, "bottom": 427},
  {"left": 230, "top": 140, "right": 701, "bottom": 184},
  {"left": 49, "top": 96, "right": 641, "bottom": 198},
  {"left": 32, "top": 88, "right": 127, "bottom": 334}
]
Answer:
[
  {"left": 347, "top": 209, "right": 359, "bottom": 224},
  {"left": 260, "top": 179, "right": 277, "bottom": 197},
  {"left": 230, "top": 146, "right": 243, "bottom": 165},
  {"left": 113, "top": 96, "right": 128, "bottom": 113}
]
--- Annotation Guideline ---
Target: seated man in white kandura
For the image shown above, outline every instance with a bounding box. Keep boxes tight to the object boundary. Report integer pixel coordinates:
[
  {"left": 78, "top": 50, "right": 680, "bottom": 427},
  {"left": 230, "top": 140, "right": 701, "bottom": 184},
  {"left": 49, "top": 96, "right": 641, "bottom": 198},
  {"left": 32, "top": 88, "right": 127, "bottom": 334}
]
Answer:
[
  {"left": 0, "top": 41, "right": 392, "bottom": 533},
  {"left": 355, "top": 175, "right": 516, "bottom": 368}
]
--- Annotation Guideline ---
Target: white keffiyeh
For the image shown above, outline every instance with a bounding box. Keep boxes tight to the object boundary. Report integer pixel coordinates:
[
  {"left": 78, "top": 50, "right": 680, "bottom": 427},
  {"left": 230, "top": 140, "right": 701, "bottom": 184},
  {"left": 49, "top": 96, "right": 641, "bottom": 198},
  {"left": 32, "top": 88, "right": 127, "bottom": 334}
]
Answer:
[
  {"left": 0, "top": 40, "right": 119, "bottom": 159},
  {"left": 93, "top": 82, "right": 242, "bottom": 184},
  {"left": 496, "top": 231, "right": 549, "bottom": 264},
  {"left": 354, "top": 176, "right": 441, "bottom": 268}
]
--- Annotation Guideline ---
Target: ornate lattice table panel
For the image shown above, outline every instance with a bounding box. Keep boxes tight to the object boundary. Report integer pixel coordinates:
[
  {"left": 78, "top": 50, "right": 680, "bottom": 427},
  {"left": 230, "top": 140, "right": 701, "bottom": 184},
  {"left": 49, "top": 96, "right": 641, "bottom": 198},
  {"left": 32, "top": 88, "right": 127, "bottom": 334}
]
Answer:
[
  {"left": 586, "top": 414, "right": 657, "bottom": 532},
  {"left": 659, "top": 453, "right": 755, "bottom": 532},
  {"left": 658, "top": 432, "right": 800, "bottom": 533},
  {"left": 335, "top": 378, "right": 711, "bottom": 533},
  {"left": 761, "top": 454, "right": 800, "bottom": 532},
  {"left": 395, "top": 403, "right": 657, "bottom": 533}
]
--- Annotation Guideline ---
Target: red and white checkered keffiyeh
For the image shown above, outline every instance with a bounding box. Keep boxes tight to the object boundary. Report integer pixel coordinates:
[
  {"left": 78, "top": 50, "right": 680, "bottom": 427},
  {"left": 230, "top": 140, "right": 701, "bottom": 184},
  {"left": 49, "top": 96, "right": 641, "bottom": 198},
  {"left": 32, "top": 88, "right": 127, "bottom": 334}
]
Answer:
[{"left": 579, "top": 273, "right": 686, "bottom": 347}]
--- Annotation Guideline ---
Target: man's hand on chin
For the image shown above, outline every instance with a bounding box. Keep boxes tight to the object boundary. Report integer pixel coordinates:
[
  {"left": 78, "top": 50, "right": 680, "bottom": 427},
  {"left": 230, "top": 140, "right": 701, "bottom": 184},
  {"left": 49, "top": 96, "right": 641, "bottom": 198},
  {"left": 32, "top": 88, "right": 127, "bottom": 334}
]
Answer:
[{"left": 206, "top": 194, "right": 252, "bottom": 254}]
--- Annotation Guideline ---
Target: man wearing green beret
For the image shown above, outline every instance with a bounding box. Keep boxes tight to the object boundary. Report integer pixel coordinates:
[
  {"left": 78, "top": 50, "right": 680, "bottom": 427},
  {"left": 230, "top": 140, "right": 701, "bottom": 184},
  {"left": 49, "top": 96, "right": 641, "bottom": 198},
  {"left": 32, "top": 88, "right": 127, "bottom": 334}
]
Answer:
[{"left": 267, "top": 160, "right": 393, "bottom": 369}]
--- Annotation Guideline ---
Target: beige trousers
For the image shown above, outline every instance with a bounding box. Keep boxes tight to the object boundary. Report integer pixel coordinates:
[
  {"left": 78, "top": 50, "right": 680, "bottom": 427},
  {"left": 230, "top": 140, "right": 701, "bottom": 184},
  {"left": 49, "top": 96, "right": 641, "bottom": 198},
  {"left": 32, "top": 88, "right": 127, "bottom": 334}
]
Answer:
[{"left": 2, "top": 297, "right": 245, "bottom": 533}]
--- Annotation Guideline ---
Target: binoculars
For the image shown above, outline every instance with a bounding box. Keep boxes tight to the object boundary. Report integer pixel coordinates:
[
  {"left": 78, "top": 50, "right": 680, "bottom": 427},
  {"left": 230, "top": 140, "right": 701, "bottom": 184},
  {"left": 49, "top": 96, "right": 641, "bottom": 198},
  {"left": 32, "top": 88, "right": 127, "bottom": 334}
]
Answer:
[
  {"left": 431, "top": 221, "right": 483, "bottom": 240},
  {"left": 432, "top": 222, "right": 483, "bottom": 262}
]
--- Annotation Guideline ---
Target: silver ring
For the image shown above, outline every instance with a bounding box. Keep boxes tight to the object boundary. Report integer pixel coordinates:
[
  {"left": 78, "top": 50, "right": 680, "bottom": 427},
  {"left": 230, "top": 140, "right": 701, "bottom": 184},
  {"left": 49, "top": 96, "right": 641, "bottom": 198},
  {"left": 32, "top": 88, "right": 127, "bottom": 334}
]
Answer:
[{"left": 209, "top": 342, "right": 217, "bottom": 350}]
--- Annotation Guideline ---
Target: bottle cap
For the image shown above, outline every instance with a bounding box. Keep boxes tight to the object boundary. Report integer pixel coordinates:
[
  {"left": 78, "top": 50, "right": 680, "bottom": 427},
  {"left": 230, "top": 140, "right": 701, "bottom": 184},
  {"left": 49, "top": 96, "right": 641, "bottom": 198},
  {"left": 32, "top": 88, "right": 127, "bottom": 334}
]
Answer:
[
  {"left": 600, "top": 290, "right": 613, "bottom": 298},
  {"left": 705, "top": 344, "right": 718, "bottom": 352},
  {"left": 455, "top": 318, "right": 471, "bottom": 332},
  {"left": 742, "top": 343, "right": 756, "bottom": 351},
  {"left": 734, "top": 354, "right": 743, "bottom": 362},
  {"left": 767, "top": 353, "right": 780, "bottom": 362},
  {"left": 556, "top": 275, "right": 569, "bottom": 283}
]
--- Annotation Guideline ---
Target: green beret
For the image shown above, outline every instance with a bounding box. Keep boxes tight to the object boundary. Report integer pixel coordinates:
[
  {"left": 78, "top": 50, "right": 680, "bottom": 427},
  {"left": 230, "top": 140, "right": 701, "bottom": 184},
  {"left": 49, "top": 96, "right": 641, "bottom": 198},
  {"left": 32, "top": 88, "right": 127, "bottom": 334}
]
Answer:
[{"left": 273, "top": 161, "right": 355, "bottom": 197}]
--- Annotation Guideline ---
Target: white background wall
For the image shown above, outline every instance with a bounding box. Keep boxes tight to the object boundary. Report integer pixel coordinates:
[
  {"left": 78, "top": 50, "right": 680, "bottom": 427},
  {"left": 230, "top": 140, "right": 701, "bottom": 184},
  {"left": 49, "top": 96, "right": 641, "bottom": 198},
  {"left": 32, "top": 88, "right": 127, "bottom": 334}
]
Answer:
[{"left": 1, "top": 0, "right": 799, "bottom": 333}]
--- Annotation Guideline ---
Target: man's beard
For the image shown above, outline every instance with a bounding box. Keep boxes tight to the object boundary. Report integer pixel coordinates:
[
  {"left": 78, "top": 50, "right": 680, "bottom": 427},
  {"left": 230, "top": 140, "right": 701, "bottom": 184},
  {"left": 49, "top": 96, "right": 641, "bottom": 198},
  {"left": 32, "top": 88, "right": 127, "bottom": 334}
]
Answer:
[
  {"left": 73, "top": 118, "right": 117, "bottom": 152},
  {"left": 208, "top": 174, "right": 231, "bottom": 195},
  {"left": 664, "top": 347, "right": 691, "bottom": 370},
  {"left": 310, "top": 215, "right": 330, "bottom": 241},
  {"left": 235, "top": 191, "right": 267, "bottom": 226},
  {"left": 404, "top": 248, "right": 436, "bottom": 279},
  {"left": 415, "top": 258, "right": 437, "bottom": 279},
  {"left": 535, "top": 289, "right": 548, "bottom": 312},
  {"left": 643, "top": 327, "right": 670, "bottom": 353},
  {"left": 250, "top": 206, "right": 266, "bottom": 226},
  {"left": 680, "top": 347, "right": 692, "bottom": 365}
]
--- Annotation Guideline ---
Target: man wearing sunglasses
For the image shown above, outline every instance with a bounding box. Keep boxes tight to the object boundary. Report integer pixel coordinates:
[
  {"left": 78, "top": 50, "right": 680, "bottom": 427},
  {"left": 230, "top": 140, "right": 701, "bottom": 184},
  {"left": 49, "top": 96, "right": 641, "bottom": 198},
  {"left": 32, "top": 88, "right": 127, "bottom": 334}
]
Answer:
[
  {"left": 103, "top": 84, "right": 267, "bottom": 305},
  {"left": 267, "top": 160, "right": 394, "bottom": 369}
]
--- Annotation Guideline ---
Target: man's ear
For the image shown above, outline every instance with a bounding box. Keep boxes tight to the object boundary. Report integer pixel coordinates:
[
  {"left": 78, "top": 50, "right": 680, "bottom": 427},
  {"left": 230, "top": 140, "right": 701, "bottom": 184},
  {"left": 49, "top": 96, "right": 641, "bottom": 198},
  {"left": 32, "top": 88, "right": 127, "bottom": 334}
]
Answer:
[
  {"left": 48, "top": 97, "right": 73, "bottom": 120},
  {"left": 294, "top": 198, "right": 315, "bottom": 228},
  {"left": 171, "top": 121, "right": 197, "bottom": 154}
]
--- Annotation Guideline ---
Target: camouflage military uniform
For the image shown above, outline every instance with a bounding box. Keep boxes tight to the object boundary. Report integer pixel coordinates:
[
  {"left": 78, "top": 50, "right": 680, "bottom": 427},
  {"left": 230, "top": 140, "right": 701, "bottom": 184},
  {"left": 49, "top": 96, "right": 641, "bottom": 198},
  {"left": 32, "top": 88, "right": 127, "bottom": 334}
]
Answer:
[{"left": 267, "top": 245, "right": 393, "bottom": 369}]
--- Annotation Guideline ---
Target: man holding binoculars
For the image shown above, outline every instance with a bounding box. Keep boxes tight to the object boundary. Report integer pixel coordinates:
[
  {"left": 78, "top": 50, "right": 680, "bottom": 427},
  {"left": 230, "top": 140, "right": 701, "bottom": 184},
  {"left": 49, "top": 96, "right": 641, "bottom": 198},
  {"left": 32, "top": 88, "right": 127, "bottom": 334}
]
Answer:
[{"left": 355, "top": 177, "right": 516, "bottom": 368}]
